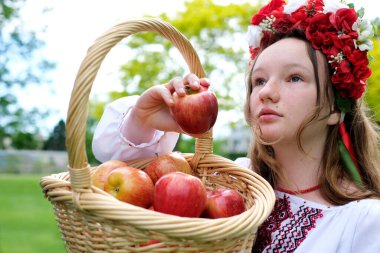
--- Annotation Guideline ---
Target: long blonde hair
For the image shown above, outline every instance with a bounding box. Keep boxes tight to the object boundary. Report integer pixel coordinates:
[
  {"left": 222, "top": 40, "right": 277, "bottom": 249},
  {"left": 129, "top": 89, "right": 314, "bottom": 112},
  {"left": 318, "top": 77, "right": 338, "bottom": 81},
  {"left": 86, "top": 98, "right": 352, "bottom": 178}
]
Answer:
[{"left": 244, "top": 33, "right": 380, "bottom": 205}]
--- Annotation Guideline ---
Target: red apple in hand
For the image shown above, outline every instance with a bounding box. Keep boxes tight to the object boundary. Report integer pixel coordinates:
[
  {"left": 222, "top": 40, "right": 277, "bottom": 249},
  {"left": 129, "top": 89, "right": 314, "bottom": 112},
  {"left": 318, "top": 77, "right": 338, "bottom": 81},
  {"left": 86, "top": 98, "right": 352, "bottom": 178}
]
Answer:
[
  {"left": 202, "top": 187, "right": 245, "bottom": 219},
  {"left": 145, "top": 152, "right": 192, "bottom": 184},
  {"left": 171, "top": 85, "right": 218, "bottom": 134},
  {"left": 91, "top": 160, "right": 128, "bottom": 190},
  {"left": 104, "top": 166, "right": 154, "bottom": 208},
  {"left": 153, "top": 172, "right": 207, "bottom": 217}
]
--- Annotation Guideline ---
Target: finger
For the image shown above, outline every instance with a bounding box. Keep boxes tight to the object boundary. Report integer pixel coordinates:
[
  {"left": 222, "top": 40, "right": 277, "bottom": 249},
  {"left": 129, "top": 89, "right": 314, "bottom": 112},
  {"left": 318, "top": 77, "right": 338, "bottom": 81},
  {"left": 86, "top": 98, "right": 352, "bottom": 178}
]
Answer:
[
  {"left": 156, "top": 85, "right": 175, "bottom": 107},
  {"left": 200, "top": 77, "right": 210, "bottom": 88},
  {"left": 165, "top": 77, "right": 180, "bottom": 93},
  {"left": 184, "top": 73, "right": 200, "bottom": 90},
  {"left": 167, "top": 77, "right": 186, "bottom": 96}
]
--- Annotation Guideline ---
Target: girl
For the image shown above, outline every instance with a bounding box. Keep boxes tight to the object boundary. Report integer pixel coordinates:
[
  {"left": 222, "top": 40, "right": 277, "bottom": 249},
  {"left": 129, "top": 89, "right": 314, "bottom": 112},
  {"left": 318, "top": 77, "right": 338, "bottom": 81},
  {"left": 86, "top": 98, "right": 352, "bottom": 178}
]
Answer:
[{"left": 92, "top": 0, "right": 380, "bottom": 251}]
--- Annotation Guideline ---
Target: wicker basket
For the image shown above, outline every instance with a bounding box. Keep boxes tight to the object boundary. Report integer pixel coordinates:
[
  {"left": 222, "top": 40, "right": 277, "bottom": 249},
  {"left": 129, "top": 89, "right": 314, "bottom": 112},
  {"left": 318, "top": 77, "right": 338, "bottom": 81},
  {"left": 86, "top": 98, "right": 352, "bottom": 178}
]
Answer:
[{"left": 40, "top": 18, "right": 275, "bottom": 252}]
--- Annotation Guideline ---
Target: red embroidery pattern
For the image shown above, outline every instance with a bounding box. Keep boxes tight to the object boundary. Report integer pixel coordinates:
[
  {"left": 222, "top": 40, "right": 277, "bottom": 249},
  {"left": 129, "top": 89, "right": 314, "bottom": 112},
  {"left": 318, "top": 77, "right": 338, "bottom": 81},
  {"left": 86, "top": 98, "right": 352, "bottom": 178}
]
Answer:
[{"left": 253, "top": 196, "right": 323, "bottom": 253}]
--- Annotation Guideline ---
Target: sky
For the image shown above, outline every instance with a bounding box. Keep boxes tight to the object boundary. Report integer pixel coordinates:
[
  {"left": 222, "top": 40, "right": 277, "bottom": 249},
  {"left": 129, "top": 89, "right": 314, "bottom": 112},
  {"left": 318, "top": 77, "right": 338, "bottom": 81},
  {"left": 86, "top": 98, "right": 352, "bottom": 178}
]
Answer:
[{"left": 17, "top": 0, "right": 380, "bottom": 135}]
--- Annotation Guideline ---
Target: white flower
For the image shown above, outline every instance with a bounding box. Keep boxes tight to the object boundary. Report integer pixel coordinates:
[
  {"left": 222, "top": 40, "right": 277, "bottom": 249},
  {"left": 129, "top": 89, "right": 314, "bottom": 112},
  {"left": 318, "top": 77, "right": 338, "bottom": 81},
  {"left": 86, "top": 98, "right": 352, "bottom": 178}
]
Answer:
[
  {"left": 353, "top": 18, "right": 374, "bottom": 51},
  {"left": 323, "top": 0, "right": 349, "bottom": 14},
  {"left": 247, "top": 25, "right": 263, "bottom": 48},
  {"left": 284, "top": 0, "right": 307, "bottom": 14},
  {"left": 260, "top": 15, "right": 277, "bottom": 32}
]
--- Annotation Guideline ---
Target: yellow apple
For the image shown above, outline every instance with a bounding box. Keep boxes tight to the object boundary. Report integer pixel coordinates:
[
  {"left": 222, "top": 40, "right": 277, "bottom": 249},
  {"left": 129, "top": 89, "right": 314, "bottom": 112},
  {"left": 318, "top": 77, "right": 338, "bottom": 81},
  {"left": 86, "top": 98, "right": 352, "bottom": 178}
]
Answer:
[
  {"left": 104, "top": 166, "right": 154, "bottom": 208},
  {"left": 91, "top": 160, "right": 128, "bottom": 190}
]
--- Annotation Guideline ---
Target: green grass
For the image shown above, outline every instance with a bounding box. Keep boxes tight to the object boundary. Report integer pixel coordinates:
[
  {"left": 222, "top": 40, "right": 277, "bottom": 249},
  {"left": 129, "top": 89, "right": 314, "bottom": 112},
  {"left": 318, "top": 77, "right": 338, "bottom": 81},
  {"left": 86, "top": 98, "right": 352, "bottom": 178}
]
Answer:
[{"left": 0, "top": 174, "right": 66, "bottom": 253}]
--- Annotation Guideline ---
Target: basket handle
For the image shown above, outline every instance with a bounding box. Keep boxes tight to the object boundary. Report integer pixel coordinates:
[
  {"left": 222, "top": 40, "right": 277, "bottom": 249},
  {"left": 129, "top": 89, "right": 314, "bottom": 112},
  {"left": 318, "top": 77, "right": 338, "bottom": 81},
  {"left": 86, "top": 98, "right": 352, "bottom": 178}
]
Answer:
[{"left": 66, "top": 18, "right": 207, "bottom": 189}]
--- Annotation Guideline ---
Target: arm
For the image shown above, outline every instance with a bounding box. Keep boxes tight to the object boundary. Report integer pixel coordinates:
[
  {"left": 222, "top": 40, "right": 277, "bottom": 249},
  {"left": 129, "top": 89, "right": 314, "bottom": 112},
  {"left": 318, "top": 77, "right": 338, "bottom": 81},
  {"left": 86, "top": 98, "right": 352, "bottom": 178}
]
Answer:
[
  {"left": 92, "top": 96, "right": 180, "bottom": 163},
  {"left": 92, "top": 74, "right": 210, "bottom": 163}
]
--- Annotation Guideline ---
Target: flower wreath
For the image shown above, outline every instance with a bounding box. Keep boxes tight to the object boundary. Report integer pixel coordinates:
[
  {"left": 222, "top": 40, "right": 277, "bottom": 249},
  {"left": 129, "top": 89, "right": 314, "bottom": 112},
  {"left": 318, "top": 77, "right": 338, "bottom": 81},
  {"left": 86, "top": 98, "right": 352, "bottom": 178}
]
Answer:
[{"left": 247, "top": 0, "right": 374, "bottom": 113}]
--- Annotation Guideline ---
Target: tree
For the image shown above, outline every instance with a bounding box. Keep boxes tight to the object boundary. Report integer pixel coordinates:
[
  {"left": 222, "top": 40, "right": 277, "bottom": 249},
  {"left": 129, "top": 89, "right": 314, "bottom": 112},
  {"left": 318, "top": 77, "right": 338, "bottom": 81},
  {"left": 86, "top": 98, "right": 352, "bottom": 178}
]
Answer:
[
  {"left": 0, "top": 0, "right": 55, "bottom": 149},
  {"left": 43, "top": 120, "right": 66, "bottom": 150}
]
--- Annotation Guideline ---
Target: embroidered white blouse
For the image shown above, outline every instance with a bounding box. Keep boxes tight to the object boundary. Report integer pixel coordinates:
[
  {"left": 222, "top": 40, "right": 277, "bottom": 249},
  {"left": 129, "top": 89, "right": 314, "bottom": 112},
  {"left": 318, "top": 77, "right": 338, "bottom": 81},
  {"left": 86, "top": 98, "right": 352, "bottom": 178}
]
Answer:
[
  {"left": 254, "top": 192, "right": 380, "bottom": 252},
  {"left": 92, "top": 97, "right": 380, "bottom": 253}
]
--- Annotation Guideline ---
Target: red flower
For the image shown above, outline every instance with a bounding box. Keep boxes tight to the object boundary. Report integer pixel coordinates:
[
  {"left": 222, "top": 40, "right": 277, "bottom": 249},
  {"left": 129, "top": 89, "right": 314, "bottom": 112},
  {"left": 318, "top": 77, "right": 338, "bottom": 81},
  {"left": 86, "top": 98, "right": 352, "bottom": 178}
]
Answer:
[
  {"left": 274, "top": 14, "right": 298, "bottom": 34},
  {"left": 332, "top": 34, "right": 355, "bottom": 50},
  {"left": 323, "top": 46, "right": 339, "bottom": 60},
  {"left": 306, "top": 13, "right": 334, "bottom": 50},
  {"left": 329, "top": 8, "right": 358, "bottom": 34},
  {"left": 336, "top": 60, "right": 352, "bottom": 74},
  {"left": 251, "top": 0, "right": 286, "bottom": 25},
  {"left": 353, "top": 65, "right": 371, "bottom": 81},
  {"left": 332, "top": 71, "right": 356, "bottom": 98},
  {"left": 305, "top": 0, "right": 324, "bottom": 15},
  {"left": 291, "top": 8, "right": 307, "bottom": 23},
  {"left": 348, "top": 50, "right": 369, "bottom": 66},
  {"left": 249, "top": 46, "right": 260, "bottom": 60}
]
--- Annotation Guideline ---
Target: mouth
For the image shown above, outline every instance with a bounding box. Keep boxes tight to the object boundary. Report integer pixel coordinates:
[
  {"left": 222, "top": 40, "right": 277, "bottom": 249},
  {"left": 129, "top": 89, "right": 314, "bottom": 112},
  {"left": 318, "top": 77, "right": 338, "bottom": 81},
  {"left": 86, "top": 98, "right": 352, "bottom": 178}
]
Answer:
[
  {"left": 258, "top": 108, "right": 282, "bottom": 121},
  {"left": 258, "top": 108, "right": 281, "bottom": 117}
]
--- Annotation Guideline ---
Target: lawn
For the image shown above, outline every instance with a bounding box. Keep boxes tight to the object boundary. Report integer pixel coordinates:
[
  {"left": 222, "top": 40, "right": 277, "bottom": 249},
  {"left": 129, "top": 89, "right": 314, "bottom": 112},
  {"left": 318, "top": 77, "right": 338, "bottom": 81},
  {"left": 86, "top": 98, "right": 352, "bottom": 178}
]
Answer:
[{"left": 0, "top": 174, "right": 66, "bottom": 253}]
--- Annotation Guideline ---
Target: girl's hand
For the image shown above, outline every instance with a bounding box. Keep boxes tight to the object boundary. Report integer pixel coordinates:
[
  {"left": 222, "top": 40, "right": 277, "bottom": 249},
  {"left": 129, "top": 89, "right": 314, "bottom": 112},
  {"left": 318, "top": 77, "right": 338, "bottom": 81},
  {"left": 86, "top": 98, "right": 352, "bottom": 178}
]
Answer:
[{"left": 122, "top": 74, "right": 210, "bottom": 143}]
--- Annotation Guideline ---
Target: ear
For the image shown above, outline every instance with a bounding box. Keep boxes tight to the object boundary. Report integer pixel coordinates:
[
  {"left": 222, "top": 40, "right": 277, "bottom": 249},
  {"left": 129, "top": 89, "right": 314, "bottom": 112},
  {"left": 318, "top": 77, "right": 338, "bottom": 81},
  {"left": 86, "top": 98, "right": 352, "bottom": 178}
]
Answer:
[{"left": 327, "top": 111, "right": 340, "bottom": 125}]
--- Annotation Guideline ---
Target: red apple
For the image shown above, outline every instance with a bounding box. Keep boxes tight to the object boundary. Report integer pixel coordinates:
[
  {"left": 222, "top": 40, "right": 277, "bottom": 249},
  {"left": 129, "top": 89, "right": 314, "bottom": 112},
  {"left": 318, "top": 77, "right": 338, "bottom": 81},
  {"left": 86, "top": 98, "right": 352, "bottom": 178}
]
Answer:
[
  {"left": 104, "top": 166, "right": 154, "bottom": 208},
  {"left": 202, "top": 187, "right": 245, "bottom": 219},
  {"left": 144, "top": 152, "right": 193, "bottom": 184},
  {"left": 171, "top": 85, "right": 218, "bottom": 134},
  {"left": 153, "top": 172, "right": 207, "bottom": 217},
  {"left": 91, "top": 160, "right": 128, "bottom": 190}
]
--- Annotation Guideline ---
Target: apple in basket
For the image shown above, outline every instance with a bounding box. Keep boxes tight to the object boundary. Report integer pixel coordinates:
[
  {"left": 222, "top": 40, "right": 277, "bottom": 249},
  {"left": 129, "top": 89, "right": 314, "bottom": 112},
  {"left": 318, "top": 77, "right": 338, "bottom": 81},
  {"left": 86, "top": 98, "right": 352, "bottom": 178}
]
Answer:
[
  {"left": 91, "top": 160, "right": 128, "bottom": 190},
  {"left": 153, "top": 172, "right": 207, "bottom": 217},
  {"left": 104, "top": 166, "right": 154, "bottom": 208},
  {"left": 171, "top": 85, "right": 218, "bottom": 135},
  {"left": 202, "top": 187, "right": 246, "bottom": 219},
  {"left": 144, "top": 152, "right": 193, "bottom": 184}
]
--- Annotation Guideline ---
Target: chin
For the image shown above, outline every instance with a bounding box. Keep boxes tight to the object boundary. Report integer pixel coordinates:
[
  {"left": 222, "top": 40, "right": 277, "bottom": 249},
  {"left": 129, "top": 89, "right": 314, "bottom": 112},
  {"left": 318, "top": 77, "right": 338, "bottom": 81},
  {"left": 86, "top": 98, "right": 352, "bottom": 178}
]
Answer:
[
  {"left": 257, "top": 134, "right": 283, "bottom": 145},
  {"left": 260, "top": 136, "right": 283, "bottom": 145},
  {"left": 254, "top": 127, "right": 283, "bottom": 144}
]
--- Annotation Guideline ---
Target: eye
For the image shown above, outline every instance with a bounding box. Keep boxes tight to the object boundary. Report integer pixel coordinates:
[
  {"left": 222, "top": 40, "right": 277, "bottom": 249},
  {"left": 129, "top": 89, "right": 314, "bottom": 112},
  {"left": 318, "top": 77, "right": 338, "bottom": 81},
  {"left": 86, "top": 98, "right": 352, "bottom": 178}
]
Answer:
[
  {"left": 252, "top": 78, "right": 267, "bottom": 87},
  {"left": 289, "top": 75, "right": 303, "bottom": 83}
]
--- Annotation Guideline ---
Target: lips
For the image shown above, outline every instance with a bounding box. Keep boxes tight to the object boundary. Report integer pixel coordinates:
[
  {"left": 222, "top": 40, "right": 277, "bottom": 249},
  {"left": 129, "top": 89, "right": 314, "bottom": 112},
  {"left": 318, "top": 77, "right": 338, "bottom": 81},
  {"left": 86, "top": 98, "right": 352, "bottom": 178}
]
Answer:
[
  {"left": 258, "top": 108, "right": 282, "bottom": 121},
  {"left": 258, "top": 108, "right": 281, "bottom": 117}
]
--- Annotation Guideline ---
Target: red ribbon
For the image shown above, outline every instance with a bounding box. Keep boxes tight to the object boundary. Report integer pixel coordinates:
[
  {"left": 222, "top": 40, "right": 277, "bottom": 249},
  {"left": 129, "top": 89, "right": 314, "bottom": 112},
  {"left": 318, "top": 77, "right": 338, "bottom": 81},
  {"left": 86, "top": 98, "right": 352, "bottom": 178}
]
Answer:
[{"left": 339, "top": 121, "right": 360, "bottom": 173}]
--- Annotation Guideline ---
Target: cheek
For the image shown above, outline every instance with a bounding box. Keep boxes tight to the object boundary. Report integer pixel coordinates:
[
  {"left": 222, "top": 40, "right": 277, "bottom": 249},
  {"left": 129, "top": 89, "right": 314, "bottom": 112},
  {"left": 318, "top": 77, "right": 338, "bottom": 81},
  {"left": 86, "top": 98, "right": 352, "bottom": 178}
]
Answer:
[
  {"left": 287, "top": 94, "right": 316, "bottom": 123},
  {"left": 249, "top": 92, "right": 260, "bottom": 116}
]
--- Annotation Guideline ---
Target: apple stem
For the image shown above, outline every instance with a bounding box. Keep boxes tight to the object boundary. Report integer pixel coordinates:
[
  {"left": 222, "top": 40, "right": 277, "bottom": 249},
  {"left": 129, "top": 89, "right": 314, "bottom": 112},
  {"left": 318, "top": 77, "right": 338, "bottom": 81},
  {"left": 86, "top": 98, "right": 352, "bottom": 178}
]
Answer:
[{"left": 185, "top": 85, "right": 198, "bottom": 95}]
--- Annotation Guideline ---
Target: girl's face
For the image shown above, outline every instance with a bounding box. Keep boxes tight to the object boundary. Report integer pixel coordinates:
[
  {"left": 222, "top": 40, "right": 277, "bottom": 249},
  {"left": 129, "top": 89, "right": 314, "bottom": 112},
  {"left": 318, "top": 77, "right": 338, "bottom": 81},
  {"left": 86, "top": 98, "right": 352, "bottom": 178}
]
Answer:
[{"left": 249, "top": 38, "right": 338, "bottom": 146}]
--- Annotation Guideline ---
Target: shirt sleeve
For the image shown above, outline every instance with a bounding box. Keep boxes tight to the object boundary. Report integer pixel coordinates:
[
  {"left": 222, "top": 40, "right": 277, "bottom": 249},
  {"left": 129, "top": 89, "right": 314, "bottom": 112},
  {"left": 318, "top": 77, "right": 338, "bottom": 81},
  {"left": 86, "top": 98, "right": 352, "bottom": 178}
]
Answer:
[
  {"left": 92, "top": 96, "right": 180, "bottom": 163},
  {"left": 350, "top": 199, "right": 380, "bottom": 252},
  {"left": 234, "top": 157, "right": 251, "bottom": 169}
]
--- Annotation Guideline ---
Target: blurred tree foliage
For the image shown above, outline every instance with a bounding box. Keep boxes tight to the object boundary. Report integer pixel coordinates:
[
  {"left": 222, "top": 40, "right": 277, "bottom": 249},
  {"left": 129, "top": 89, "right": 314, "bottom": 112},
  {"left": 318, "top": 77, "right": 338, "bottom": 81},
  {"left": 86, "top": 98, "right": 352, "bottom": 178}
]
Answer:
[
  {"left": 0, "top": 0, "right": 54, "bottom": 149},
  {"left": 43, "top": 120, "right": 66, "bottom": 150},
  {"left": 85, "top": 117, "right": 99, "bottom": 165},
  {"left": 366, "top": 38, "right": 380, "bottom": 123}
]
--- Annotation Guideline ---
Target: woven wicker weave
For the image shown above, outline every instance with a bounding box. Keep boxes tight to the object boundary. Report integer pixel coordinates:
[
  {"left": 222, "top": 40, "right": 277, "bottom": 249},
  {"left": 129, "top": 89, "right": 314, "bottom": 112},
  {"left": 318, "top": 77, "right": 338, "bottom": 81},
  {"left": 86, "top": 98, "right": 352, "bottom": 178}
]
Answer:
[{"left": 40, "top": 18, "right": 275, "bottom": 252}]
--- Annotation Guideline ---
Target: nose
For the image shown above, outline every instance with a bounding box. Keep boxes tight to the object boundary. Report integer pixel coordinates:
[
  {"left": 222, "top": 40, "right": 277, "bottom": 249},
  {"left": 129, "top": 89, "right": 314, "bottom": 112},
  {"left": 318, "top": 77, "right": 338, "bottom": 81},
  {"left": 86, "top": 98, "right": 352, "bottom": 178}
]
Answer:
[{"left": 258, "top": 79, "right": 280, "bottom": 103}]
